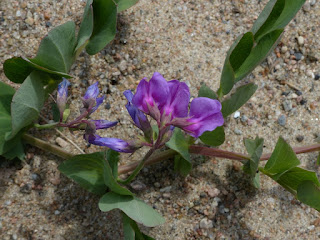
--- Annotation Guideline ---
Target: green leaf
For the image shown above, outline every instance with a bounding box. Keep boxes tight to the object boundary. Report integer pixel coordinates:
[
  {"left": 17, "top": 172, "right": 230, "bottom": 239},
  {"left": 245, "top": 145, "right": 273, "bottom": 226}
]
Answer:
[
  {"left": 86, "top": 0, "right": 117, "bottom": 55},
  {"left": 263, "top": 137, "right": 300, "bottom": 179},
  {"left": 51, "top": 103, "right": 60, "bottom": 122},
  {"left": 198, "top": 84, "right": 218, "bottom": 99},
  {"left": 297, "top": 181, "right": 320, "bottom": 212},
  {"left": 122, "top": 213, "right": 155, "bottom": 240},
  {"left": 275, "top": 167, "right": 320, "bottom": 195},
  {"left": 2, "top": 141, "right": 25, "bottom": 160},
  {"left": 106, "top": 149, "right": 120, "bottom": 179},
  {"left": 229, "top": 32, "right": 254, "bottom": 72},
  {"left": 115, "top": 0, "right": 139, "bottom": 12},
  {"left": 75, "top": 0, "right": 94, "bottom": 52},
  {"left": 99, "top": 192, "right": 165, "bottom": 227},
  {"left": 32, "top": 21, "right": 76, "bottom": 73},
  {"left": 219, "top": 59, "right": 235, "bottom": 96},
  {"left": 166, "top": 128, "right": 190, "bottom": 162},
  {"left": 174, "top": 155, "right": 191, "bottom": 177},
  {"left": 221, "top": 83, "right": 258, "bottom": 117},
  {"left": 8, "top": 72, "right": 45, "bottom": 139},
  {"left": 218, "top": 32, "right": 254, "bottom": 95},
  {"left": 58, "top": 152, "right": 107, "bottom": 195},
  {"left": 252, "top": 0, "right": 306, "bottom": 42},
  {"left": 199, "top": 126, "right": 225, "bottom": 147},
  {"left": 3, "top": 57, "right": 72, "bottom": 84},
  {"left": 102, "top": 151, "right": 133, "bottom": 196},
  {"left": 123, "top": 213, "right": 136, "bottom": 240},
  {"left": 0, "top": 82, "right": 24, "bottom": 157},
  {"left": 243, "top": 137, "right": 264, "bottom": 176},
  {"left": 317, "top": 153, "right": 320, "bottom": 165},
  {"left": 234, "top": 29, "right": 283, "bottom": 82},
  {"left": 252, "top": 172, "right": 261, "bottom": 189}
]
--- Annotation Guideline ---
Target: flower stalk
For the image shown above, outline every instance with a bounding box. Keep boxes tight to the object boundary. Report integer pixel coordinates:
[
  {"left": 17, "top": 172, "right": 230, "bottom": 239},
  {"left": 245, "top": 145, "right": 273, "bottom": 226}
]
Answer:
[{"left": 23, "top": 133, "right": 320, "bottom": 176}]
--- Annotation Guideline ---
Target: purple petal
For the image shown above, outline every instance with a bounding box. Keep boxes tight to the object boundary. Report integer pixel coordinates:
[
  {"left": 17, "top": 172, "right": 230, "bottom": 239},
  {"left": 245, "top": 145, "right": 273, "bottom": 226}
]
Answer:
[
  {"left": 87, "top": 134, "right": 135, "bottom": 153},
  {"left": 162, "top": 80, "right": 190, "bottom": 119},
  {"left": 189, "top": 97, "right": 222, "bottom": 119},
  {"left": 83, "top": 82, "right": 99, "bottom": 100},
  {"left": 124, "top": 90, "right": 149, "bottom": 130},
  {"left": 92, "top": 120, "right": 118, "bottom": 130},
  {"left": 123, "top": 90, "right": 133, "bottom": 102},
  {"left": 181, "top": 98, "right": 224, "bottom": 138},
  {"left": 132, "top": 73, "right": 169, "bottom": 118},
  {"left": 90, "top": 96, "right": 104, "bottom": 114},
  {"left": 57, "top": 78, "right": 70, "bottom": 99},
  {"left": 148, "top": 72, "right": 169, "bottom": 110},
  {"left": 132, "top": 78, "right": 149, "bottom": 113},
  {"left": 57, "top": 78, "right": 70, "bottom": 119}
]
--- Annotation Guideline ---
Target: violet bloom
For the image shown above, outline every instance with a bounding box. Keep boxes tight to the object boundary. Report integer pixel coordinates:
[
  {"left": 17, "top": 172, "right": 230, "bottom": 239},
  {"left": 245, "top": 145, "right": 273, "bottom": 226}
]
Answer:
[
  {"left": 82, "top": 82, "right": 104, "bottom": 115},
  {"left": 124, "top": 90, "right": 151, "bottom": 134},
  {"left": 176, "top": 98, "right": 224, "bottom": 138},
  {"left": 131, "top": 72, "right": 224, "bottom": 138},
  {"left": 57, "top": 78, "right": 70, "bottom": 121},
  {"left": 132, "top": 72, "right": 169, "bottom": 121},
  {"left": 87, "top": 134, "right": 137, "bottom": 153}
]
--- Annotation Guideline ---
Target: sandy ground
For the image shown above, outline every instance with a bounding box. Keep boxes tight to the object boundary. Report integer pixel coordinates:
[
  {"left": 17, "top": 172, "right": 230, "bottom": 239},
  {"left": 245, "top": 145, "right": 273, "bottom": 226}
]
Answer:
[{"left": 0, "top": 0, "right": 320, "bottom": 239}]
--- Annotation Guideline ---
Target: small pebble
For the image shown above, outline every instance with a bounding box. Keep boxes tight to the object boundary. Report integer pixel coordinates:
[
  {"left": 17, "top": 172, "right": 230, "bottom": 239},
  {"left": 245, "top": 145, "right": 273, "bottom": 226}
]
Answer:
[
  {"left": 282, "top": 100, "right": 292, "bottom": 112},
  {"left": 130, "top": 180, "right": 146, "bottom": 191},
  {"left": 281, "top": 46, "right": 288, "bottom": 54},
  {"left": 300, "top": 99, "right": 307, "bottom": 105},
  {"left": 234, "top": 129, "right": 242, "bottom": 135},
  {"left": 278, "top": 115, "right": 286, "bottom": 126},
  {"left": 25, "top": 17, "right": 34, "bottom": 25},
  {"left": 16, "top": 10, "right": 21, "bottom": 17},
  {"left": 233, "top": 111, "right": 240, "bottom": 119},
  {"left": 20, "top": 184, "right": 32, "bottom": 194},
  {"left": 296, "top": 90, "right": 303, "bottom": 96},
  {"left": 240, "top": 115, "right": 248, "bottom": 123},
  {"left": 303, "top": 2, "right": 311, "bottom": 12},
  {"left": 315, "top": 74, "right": 320, "bottom": 80},
  {"left": 54, "top": 210, "right": 61, "bottom": 215},
  {"left": 296, "top": 135, "right": 304, "bottom": 142},
  {"left": 306, "top": 70, "right": 315, "bottom": 79},
  {"left": 154, "top": 182, "right": 161, "bottom": 188},
  {"left": 104, "top": 103, "right": 111, "bottom": 109},
  {"left": 56, "top": 137, "right": 69, "bottom": 148},
  {"left": 207, "top": 188, "right": 220, "bottom": 198},
  {"left": 297, "top": 36, "right": 304, "bottom": 46},
  {"left": 294, "top": 52, "right": 303, "bottom": 61},
  {"left": 199, "top": 218, "right": 213, "bottom": 229},
  {"left": 160, "top": 186, "right": 172, "bottom": 193}
]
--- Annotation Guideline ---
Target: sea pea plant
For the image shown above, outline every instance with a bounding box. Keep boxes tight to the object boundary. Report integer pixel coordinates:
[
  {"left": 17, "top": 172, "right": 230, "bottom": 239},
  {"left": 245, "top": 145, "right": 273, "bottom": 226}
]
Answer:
[{"left": 1, "top": 0, "right": 320, "bottom": 238}]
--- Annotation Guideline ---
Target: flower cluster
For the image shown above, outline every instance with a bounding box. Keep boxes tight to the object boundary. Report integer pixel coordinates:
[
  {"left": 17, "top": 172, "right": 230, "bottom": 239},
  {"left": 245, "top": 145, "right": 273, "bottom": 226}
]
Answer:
[
  {"left": 57, "top": 79, "right": 136, "bottom": 153},
  {"left": 131, "top": 72, "right": 224, "bottom": 138},
  {"left": 57, "top": 72, "right": 224, "bottom": 153}
]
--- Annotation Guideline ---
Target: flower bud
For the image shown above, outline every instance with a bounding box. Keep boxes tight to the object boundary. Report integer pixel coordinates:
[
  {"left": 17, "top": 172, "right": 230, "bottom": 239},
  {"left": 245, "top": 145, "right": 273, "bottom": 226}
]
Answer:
[{"left": 57, "top": 78, "right": 70, "bottom": 121}]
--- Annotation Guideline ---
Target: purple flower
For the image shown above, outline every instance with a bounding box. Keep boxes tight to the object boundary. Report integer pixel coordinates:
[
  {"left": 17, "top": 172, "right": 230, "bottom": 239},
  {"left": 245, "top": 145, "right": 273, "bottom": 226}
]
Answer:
[
  {"left": 92, "top": 120, "right": 118, "bottom": 130},
  {"left": 161, "top": 80, "right": 190, "bottom": 121},
  {"left": 131, "top": 73, "right": 224, "bottom": 138},
  {"left": 87, "top": 134, "right": 137, "bottom": 153},
  {"left": 82, "top": 82, "right": 104, "bottom": 114},
  {"left": 132, "top": 72, "right": 169, "bottom": 121},
  {"left": 177, "top": 98, "right": 224, "bottom": 138},
  {"left": 124, "top": 90, "right": 151, "bottom": 133},
  {"left": 57, "top": 78, "right": 70, "bottom": 121},
  {"left": 83, "top": 120, "right": 118, "bottom": 141}
]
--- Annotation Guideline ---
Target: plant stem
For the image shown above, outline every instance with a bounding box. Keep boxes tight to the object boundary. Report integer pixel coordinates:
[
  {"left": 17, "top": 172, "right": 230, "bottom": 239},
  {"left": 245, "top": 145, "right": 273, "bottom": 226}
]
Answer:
[
  {"left": 34, "top": 122, "right": 59, "bottom": 129},
  {"left": 23, "top": 134, "right": 74, "bottom": 159},
  {"left": 118, "top": 148, "right": 155, "bottom": 184},
  {"left": 23, "top": 133, "right": 320, "bottom": 176}
]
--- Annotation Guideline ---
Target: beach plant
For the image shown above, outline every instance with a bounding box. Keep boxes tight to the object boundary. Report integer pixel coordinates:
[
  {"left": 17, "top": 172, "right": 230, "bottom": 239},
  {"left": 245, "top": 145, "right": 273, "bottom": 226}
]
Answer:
[{"left": 1, "top": 0, "right": 319, "bottom": 238}]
